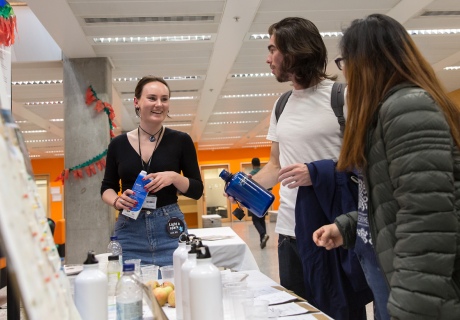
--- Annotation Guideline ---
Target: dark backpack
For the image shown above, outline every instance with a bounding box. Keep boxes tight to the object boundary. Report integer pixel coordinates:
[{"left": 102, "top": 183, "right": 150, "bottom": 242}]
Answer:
[{"left": 275, "top": 82, "right": 346, "bottom": 134}]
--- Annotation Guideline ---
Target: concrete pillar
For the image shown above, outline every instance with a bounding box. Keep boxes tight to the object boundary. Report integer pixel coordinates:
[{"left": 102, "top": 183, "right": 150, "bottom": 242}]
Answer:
[{"left": 63, "top": 57, "right": 114, "bottom": 264}]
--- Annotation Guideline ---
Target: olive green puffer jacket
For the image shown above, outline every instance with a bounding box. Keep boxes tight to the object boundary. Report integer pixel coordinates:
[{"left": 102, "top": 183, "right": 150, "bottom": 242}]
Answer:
[{"left": 335, "top": 83, "right": 460, "bottom": 319}]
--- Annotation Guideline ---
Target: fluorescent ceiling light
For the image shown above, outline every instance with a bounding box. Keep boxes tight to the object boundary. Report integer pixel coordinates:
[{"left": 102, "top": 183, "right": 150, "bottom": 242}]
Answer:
[
  {"left": 201, "top": 136, "right": 241, "bottom": 140},
  {"left": 407, "top": 28, "right": 460, "bottom": 35},
  {"left": 25, "top": 139, "right": 63, "bottom": 143},
  {"left": 198, "top": 147, "right": 231, "bottom": 150},
  {"left": 22, "top": 130, "right": 47, "bottom": 134},
  {"left": 231, "top": 73, "right": 273, "bottom": 78},
  {"left": 164, "top": 123, "right": 191, "bottom": 127},
  {"left": 256, "top": 135, "right": 267, "bottom": 138},
  {"left": 15, "top": 120, "right": 27, "bottom": 124},
  {"left": 444, "top": 66, "right": 460, "bottom": 70},
  {"left": 29, "top": 155, "right": 41, "bottom": 158},
  {"left": 49, "top": 119, "right": 64, "bottom": 122},
  {"left": 208, "top": 120, "right": 259, "bottom": 125},
  {"left": 246, "top": 142, "right": 272, "bottom": 145},
  {"left": 24, "top": 101, "right": 63, "bottom": 106},
  {"left": 114, "top": 76, "right": 202, "bottom": 82},
  {"left": 250, "top": 32, "right": 343, "bottom": 40},
  {"left": 169, "top": 113, "right": 194, "bottom": 117},
  {"left": 45, "top": 150, "right": 64, "bottom": 154},
  {"left": 93, "top": 35, "right": 212, "bottom": 44},
  {"left": 199, "top": 144, "right": 233, "bottom": 147},
  {"left": 54, "top": 154, "right": 65, "bottom": 157},
  {"left": 213, "top": 110, "right": 270, "bottom": 115},
  {"left": 242, "top": 144, "right": 271, "bottom": 148},
  {"left": 221, "top": 93, "right": 281, "bottom": 99},
  {"left": 12, "top": 80, "right": 63, "bottom": 85}
]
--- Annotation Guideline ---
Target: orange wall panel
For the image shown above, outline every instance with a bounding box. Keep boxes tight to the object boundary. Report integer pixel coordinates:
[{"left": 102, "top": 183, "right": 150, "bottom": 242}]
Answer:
[{"left": 31, "top": 158, "right": 64, "bottom": 222}]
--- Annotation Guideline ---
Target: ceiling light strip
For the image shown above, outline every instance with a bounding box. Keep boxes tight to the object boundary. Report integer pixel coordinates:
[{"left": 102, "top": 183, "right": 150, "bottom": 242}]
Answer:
[
  {"left": 221, "top": 93, "right": 281, "bottom": 99},
  {"left": 93, "top": 35, "right": 212, "bottom": 44},
  {"left": 114, "top": 76, "right": 203, "bottom": 82},
  {"left": 12, "top": 80, "right": 63, "bottom": 86},
  {"left": 201, "top": 136, "right": 241, "bottom": 140},
  {"left": 25, "top": 139, "right": 63, "bottom": 143},
  {"left": 24, "top": 101, "right": 63, "bottom": 106},
  {"left": 231, "top": 73, "right": 273, "bottom": 78},
  {"left": 444, "top": 66, "right": 460, "bottom": 70},
  {"left": 213, "top": 110, "right": 270, "bottom": 115},
  {"left": 164, "top": 123, "right": 191, "bottom": 127},
  {"left": 208, "top": 120, "right": 259, "bottom": 125},
  {"left": 21, "top": 130, "right": 47, "bottom": 134}
]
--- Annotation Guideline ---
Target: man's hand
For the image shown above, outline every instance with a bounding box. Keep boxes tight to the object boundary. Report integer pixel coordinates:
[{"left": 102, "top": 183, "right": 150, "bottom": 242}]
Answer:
[{"left": 278, "top": 163, "right": 311, "bottom": 188}]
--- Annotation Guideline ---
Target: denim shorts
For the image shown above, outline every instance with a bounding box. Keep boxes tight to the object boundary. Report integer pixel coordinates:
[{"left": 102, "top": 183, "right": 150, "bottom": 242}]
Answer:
[{"left": 114, "top": 203, "right": 188, "bottom": 267}]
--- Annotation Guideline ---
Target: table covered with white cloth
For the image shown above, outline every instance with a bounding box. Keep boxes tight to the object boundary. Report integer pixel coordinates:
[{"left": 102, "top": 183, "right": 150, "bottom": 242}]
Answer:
[{"left": 188, "top": 227, "right": 259, "bottom": 271}]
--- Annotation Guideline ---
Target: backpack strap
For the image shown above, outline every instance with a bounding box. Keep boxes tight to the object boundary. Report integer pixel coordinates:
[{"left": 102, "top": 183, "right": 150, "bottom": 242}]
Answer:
[
  {"left": 331, "top": 82, "right": 346, "bottom": 134},
  {"left": 275, "top": 90, "right": 292, "bottom": 122}
]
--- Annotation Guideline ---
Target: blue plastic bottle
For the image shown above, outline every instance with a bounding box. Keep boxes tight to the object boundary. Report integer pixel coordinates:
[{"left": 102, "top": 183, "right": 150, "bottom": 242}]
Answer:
[
  {"left": 121, "top": 170, "right": 150, "bottom": 220},
  {"left": 219, "top": 169, "right": 274, "bottom": 218}
]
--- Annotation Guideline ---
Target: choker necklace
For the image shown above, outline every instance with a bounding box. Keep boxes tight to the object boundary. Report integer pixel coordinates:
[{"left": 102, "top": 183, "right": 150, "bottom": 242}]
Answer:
[{"left": 138, "top": 125, "right": 163, "bottom": 142}]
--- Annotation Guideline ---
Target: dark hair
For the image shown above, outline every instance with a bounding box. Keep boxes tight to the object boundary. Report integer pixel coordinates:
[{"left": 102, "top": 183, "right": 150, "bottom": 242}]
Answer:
[
  {"left": 251, "top": 157, "right": 260, "bottom": 167},
  {"left": 337, "top": 14, "right": 460, "bottom": 170},
  {"left": 134, "top": 76, "right": 171, "bottom": 117},
  {"left": 268, "top": 17, "right": 336, "bottom": 87}
]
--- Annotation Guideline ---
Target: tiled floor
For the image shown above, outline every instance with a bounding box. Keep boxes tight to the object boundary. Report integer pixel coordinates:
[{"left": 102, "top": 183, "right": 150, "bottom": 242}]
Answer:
[{"left": 0, "top": 219, "right": 373, "bottom": 319}]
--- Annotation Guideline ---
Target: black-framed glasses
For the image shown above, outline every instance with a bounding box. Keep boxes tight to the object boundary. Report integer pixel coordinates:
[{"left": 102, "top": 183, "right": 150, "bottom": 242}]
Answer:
[{"left": 335, "top": 57, "right": 345, "bottom": 71}]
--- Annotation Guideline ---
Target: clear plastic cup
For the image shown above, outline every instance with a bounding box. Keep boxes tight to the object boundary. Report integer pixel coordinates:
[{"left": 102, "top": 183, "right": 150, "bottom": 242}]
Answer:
[
  {"left": 244, "top": 299, "right": 270, "bottom": 320},
  {"left": 229, "top": 289, "right": 253, "bottom": 320},
  {"left": 141, "top": 264, "right": 159, "bottom": 284},
  {"left": 222, "top": 281, "right": 248, "bottom": 317},
  {"left": 159, "top": 265, "right": 174, "bottom": 285}
]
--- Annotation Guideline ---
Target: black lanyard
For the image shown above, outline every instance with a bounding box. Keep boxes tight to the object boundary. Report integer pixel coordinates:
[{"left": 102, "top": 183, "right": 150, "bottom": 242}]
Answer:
[{"left": 138, "top": 126, "right": 163, "bottom": 172}]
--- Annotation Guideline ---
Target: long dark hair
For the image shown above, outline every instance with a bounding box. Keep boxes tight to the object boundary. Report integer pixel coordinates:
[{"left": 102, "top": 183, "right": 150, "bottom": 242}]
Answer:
[
  {"left": 268, "top": 17, "right": 336, "bottom": 87},
  {"left": 337, "top": 14, "right": 460, "bottom": 170}
]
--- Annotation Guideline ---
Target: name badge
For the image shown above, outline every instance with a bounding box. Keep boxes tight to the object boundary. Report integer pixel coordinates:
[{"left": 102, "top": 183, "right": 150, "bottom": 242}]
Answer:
[{"left": 143, "top": 195, "right": 157, "bottom": 209}]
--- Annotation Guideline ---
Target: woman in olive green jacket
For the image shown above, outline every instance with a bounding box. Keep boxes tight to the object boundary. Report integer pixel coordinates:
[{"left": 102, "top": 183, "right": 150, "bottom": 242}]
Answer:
[{"left": 313, "top": 14, "right": 460, "bottom": 319}]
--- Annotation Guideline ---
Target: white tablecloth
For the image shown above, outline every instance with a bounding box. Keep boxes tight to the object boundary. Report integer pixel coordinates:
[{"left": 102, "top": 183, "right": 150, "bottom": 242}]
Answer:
[{"left": 188, "top": 227, "right": 259, "bottom": 271}]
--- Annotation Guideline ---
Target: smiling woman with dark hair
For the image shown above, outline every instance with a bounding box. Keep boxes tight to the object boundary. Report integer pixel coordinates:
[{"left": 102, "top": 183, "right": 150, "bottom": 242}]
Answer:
[{"left": 313, "top": 14, "right": 460, "bottom": 319}]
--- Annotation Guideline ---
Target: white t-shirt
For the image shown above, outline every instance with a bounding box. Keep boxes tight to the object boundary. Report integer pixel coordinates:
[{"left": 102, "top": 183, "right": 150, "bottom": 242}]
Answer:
[{"left": 266, "top": 79, "right": 346, "bottom": 237}]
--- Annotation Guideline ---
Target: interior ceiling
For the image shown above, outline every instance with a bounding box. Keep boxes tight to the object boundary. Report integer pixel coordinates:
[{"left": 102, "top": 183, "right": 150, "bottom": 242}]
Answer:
[{"left": 11, "top": 0, "right": 460, "bottom": 158}]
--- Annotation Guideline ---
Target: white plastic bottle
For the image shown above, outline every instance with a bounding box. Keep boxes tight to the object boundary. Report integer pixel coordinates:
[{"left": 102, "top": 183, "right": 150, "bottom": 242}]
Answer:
[
  {"left": 189, "top": 245, "right": 223, "bottom": 320},
  {"left": 107, "top": 235, "right": 123, "bottom": 263},
  {"left": 172, "top": 233, "right": 189, "bottom": 320},
  {"left": 181, "top": 242, "right": 198, "bottom": 320},
  {"left": 122, "top": 170, "right": 149, "bottom": 220},
  {"left": 116, "top": 263, "right": 143, "bottom": 320},
  {"left": 107, "top": 255, "right": 122, "bottom": 299},
  {"left": 74, "top": 251, "right": 108, "bottom": 320}
]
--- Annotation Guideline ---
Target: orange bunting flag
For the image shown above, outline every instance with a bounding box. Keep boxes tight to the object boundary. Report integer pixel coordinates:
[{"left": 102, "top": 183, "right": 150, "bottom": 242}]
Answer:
[
  {"left": 89, "top": 164, "right": 97, "bottom": 175},
  {"left": 84, "top": 166, "right": 92, "bottom": 177},
  {"left": 64, "top": 169, "right": 69, "bottom": 180},
  {"left": 94, "top": 100, "right": 105, "bottom": 113},
  {"left": 73, "top": 169, "right": 84, "bottom": 179},
  {"left": 96, "top": 160, "right": 103, "bottom": 171},
  {"left": 100, "top": 158, "right": 106, "bottom": 168},
  {"left": 85, "top": 87, "right": 97, "bottom": 105}
]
